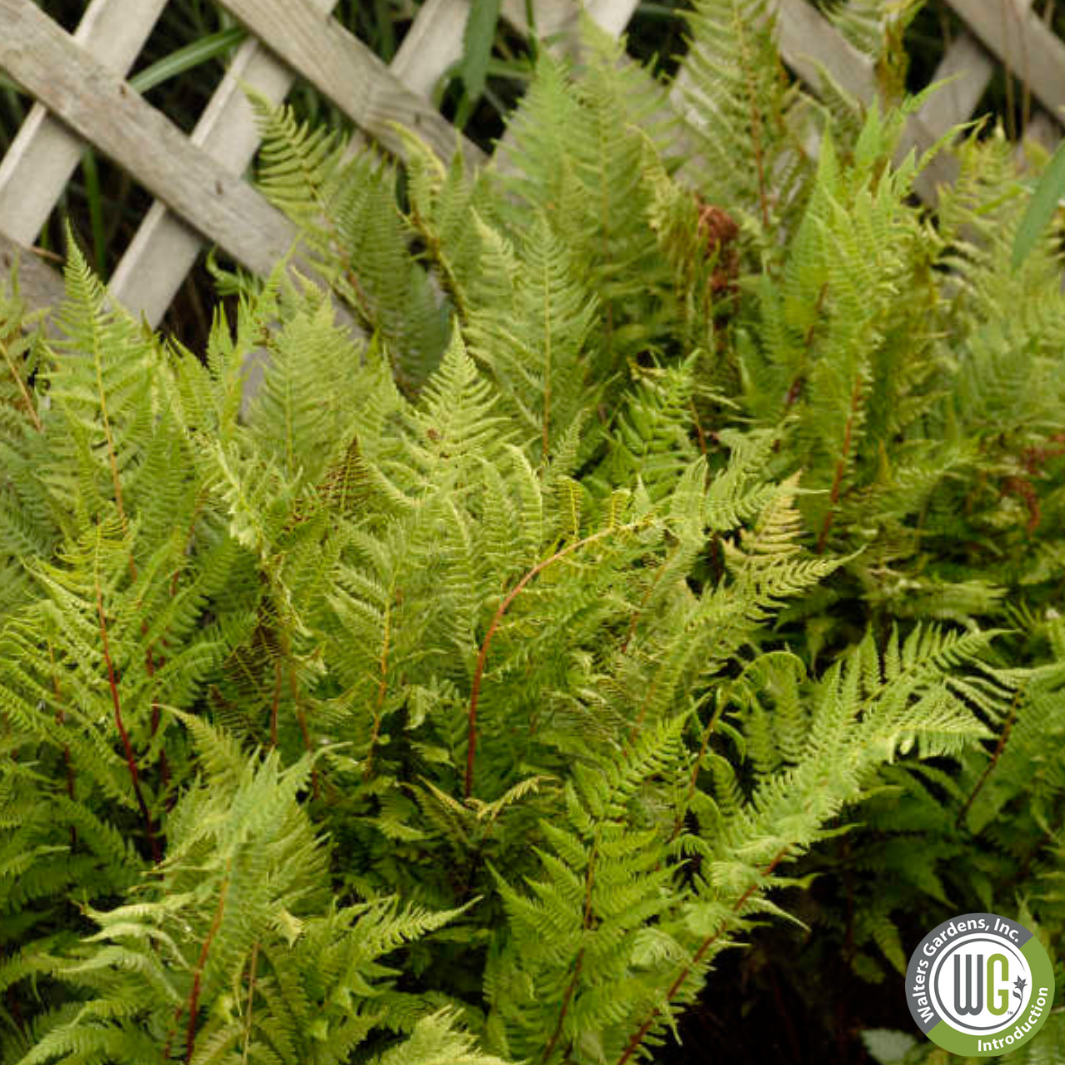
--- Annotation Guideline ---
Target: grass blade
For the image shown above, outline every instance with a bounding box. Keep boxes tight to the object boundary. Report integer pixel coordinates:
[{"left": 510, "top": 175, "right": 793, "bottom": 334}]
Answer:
[
  {"left": 1012, "top": 137, "right": 1065, "bottom": 268},
  {"left": 129, "top": 26, "right": 247, "bottom": 96},
  {"left": 457, "top": 0, "right": 503, "bottom": 126}
]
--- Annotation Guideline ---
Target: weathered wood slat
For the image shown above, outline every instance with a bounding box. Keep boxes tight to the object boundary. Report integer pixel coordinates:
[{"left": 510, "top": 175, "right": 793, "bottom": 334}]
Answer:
[
  {"left": 1019, "top": 111, "right": 1061, "bottom": 159},
  {"left": 918, "top": 0, "right": 1039, "bottom": 142},
  {"left": 109, "top": 0, "right": 339, "bottom": 324},
  {"left": 0, "top": 0, "right": 168, "bottom": 246},
  {"left": 215, "top": 0, "right": 484, "bottom": 167},
  {"left": 774, "top": 0, "right": 877, "bottom": 102},
  {"left": 1, "top": 0, "right": 1063, "bottom": 327},
  {"left": 391, "top": 0, "right": 469, "bottom": 99},
  {"left": 771, "top": 0, "right": 957, "bottom": 202},
  {"left": 672, "top": 0, "right": 956, "bottom": 201},
  {"left": 942, "top": 0, "right": 1065, "bottom": 124},
  {"left": 0, "top": 0, "right": 298, "bottom": 277},
  {"left": 0, "top": 231, "right": 66, "bottom": 311},
  {"left": 918, "top": 34, "right": 995, "bottom": 139},
  {"left": 490, "top": 0, "right": 642, "bottom": 176},
  {"left": 393, "top": 0, "right": 641, "bottom": 104},
  {"left": 584, "top": 0, "right": 642, "bottom": 37},
  {"left": 112, "top": 0, "right": 492, "bottom": 325},
  {"left": 501, "top": 0, "right": 640, "bottom": 37}
]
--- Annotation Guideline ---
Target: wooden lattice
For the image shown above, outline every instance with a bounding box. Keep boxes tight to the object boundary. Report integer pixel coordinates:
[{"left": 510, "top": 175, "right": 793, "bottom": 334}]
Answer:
[{"left": 0, "top": 0, "right": 1061, "bottom": 322}]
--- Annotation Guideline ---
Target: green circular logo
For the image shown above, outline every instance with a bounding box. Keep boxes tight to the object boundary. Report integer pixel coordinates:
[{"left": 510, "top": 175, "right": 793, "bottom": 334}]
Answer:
[{"left": 906, "top": 913, "right": 1055, "bottom": 1056}]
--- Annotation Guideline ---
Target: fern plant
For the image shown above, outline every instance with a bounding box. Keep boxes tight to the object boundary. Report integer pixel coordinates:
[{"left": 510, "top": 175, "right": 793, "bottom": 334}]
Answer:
[
  {"left": 3, "top": 3, "right": 1065, "bottom": 1063},
  {"left": 664, "top": 4, "right": 1065, "bottom": 1057},
  {"left": 3, "top": 230, "right": 983, "bottom": 1061}
]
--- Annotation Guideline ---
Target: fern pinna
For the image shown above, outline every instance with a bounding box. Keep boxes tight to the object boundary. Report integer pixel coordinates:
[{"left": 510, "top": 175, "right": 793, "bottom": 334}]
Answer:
[{"left": 3, "top": 2, "right": 1065, "bottom": 1063}]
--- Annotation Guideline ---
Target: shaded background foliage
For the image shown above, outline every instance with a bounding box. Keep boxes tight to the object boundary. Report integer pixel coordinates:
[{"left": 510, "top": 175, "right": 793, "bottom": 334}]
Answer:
[{"left": 3, "top": 0, "right": 1061, "bottom": 351}]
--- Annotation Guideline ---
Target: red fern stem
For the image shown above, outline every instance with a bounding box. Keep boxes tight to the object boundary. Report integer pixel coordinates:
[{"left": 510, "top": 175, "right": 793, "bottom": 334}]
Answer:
[
  {"left": 541, "top": 839, "right": 598, "bottom": 1063},
  {"left": 816, "top": 374, "right": 863, "bottom": 554},
  {"left": 185, "top": 869, "right": 231, "bottom": 1064},
  {"left": 95, "top": 581, "right": 160, "bottom": 863},
  {"left": 465, "top": 523, "right": 642, "bottom": 799},
  {"left": 615, "top": 846, "right": 789, "bottom": 1065}
]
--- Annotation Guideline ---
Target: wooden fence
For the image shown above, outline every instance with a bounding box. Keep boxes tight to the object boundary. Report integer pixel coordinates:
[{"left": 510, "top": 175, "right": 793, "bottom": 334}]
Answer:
[{"left": 0, "top": 0, "right": 1061, "bottom": 325}]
